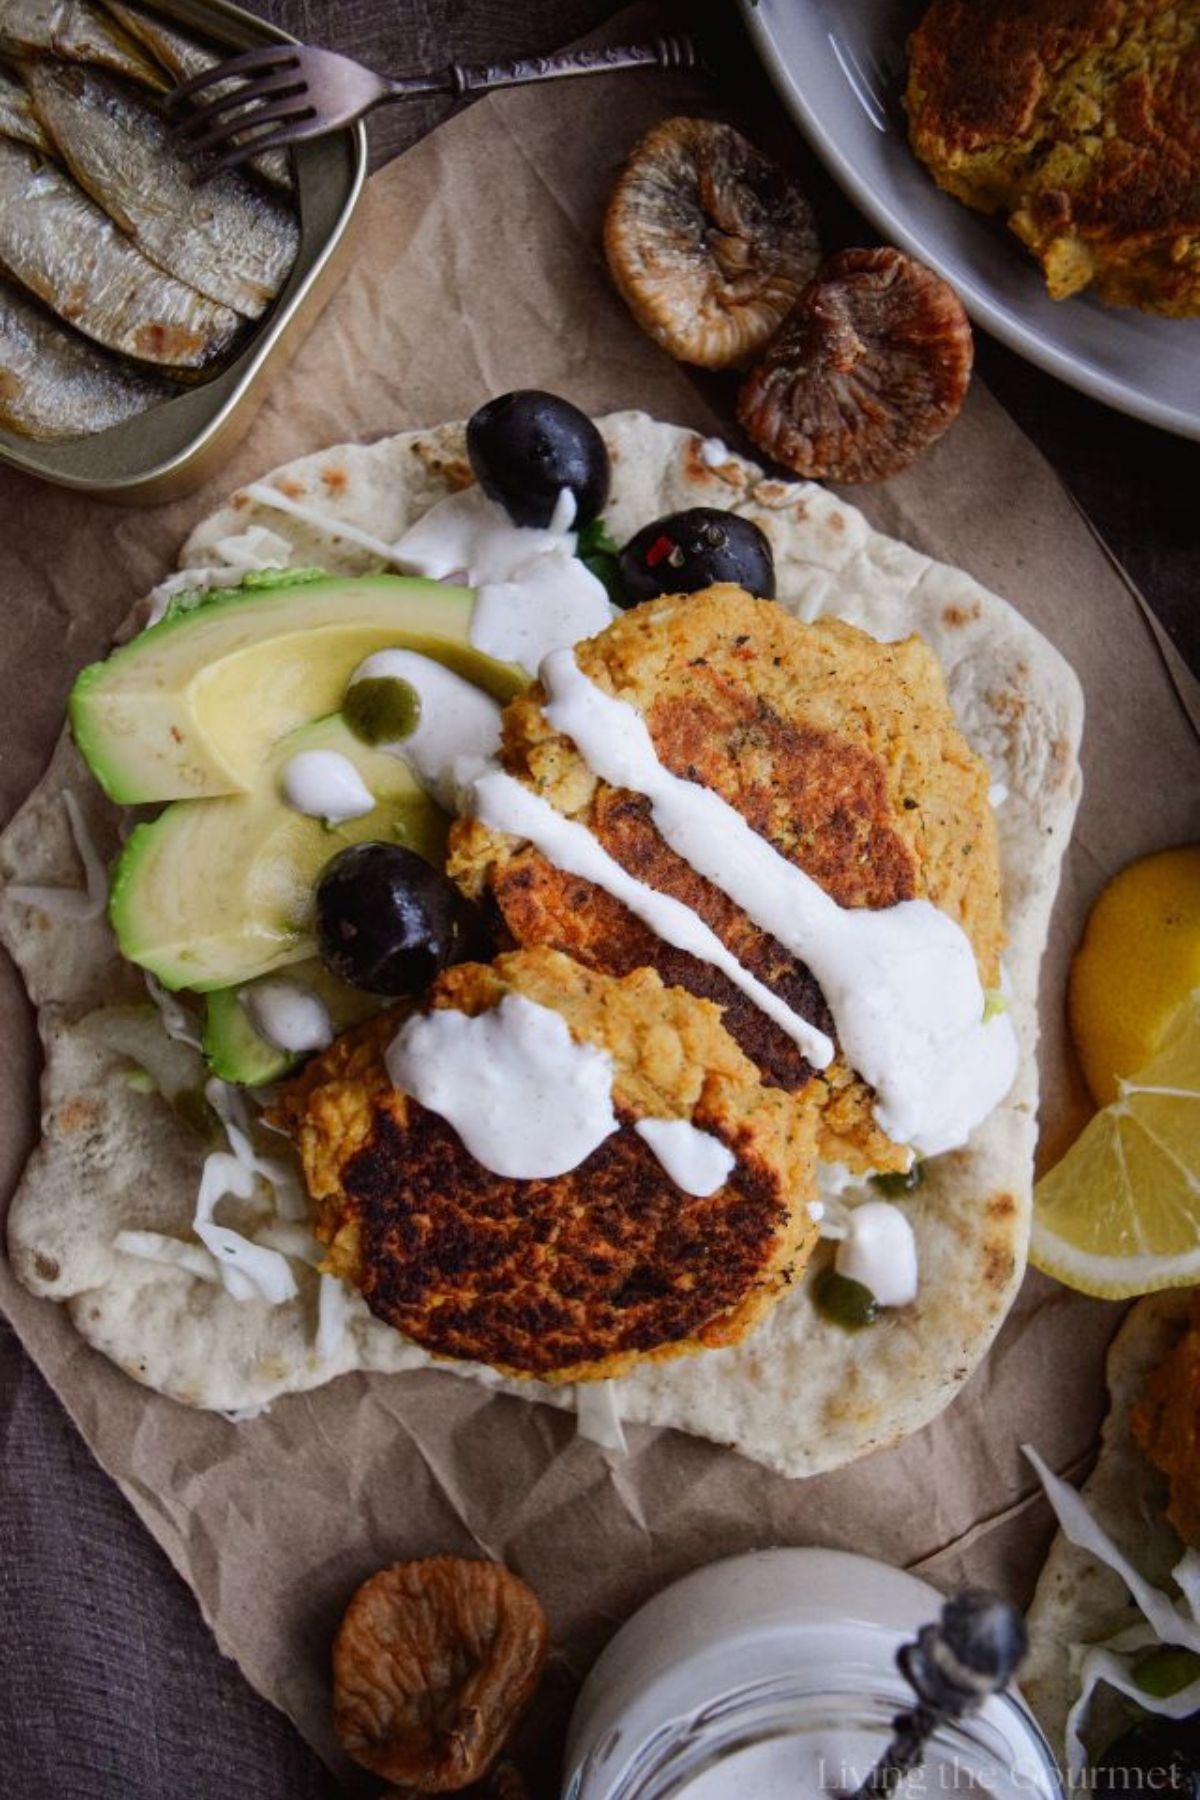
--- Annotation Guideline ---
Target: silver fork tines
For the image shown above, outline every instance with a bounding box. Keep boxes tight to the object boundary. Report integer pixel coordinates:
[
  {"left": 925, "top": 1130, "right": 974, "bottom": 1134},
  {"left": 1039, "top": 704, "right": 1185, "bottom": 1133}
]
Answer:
[{"left": 167, "top": 35, "right": 701, "bottom": 176}]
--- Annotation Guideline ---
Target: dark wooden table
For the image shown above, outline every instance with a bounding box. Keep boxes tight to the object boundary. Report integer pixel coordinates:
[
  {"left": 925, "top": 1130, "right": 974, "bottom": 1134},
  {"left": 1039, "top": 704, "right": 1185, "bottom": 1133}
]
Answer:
[{"left": 2, "top": 5, "right": 1197, "bottom": 1799}]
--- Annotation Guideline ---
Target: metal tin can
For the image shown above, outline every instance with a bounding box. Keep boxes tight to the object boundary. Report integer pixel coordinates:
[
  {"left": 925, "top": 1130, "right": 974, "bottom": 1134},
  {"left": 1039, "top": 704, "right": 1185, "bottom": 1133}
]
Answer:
[{"left": 0, "top": 0, "right": 366, "bottom": 503}]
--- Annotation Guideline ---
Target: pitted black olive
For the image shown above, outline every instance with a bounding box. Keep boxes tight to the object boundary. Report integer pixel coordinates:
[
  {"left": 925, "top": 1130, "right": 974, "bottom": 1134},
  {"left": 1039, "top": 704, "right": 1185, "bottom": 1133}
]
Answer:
[{"left": 618, "top": 508, "right": 775, "bottom": 605}]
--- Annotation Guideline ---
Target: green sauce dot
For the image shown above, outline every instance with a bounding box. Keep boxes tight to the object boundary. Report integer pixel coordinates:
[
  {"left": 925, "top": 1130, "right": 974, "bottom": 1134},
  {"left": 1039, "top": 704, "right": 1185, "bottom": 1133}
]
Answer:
[
  {"left": 871, "top": 1162, "right": 925, "bottom": 1198},
  {"left": 813, "top": 1267, "right": 879, "bottom": 1332},
  {"left": 343, "top": 676, "right": 422, "bottom": 745}
]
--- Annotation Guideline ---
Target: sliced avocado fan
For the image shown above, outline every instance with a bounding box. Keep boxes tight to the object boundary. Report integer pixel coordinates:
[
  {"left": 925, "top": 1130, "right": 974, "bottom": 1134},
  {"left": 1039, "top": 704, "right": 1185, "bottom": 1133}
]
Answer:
[{"left": 70, "top": 572, "right": 524, "bottom": 804}]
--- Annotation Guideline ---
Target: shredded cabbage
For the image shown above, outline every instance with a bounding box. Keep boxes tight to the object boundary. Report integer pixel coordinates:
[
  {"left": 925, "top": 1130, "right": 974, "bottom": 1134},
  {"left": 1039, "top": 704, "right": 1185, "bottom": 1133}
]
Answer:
[
  {"left": 241, "top": 481, "right": 401, "bottom": 564},
  {"left": 143, "top": 523, "right": 296, "bottom": 627},
  {"left": 8, "top": 792, "right": 107, "bottom": 920},
  {"left": 144, "top": 973, "right": 203, "bottom": 1050},
  {"left": 316, "top": 1273, "right": 353, "bottom": 1363},
  {"left": 1024, "top": 1445, "right": 1200, "bottom": 1653},
  {"left": 575, "top": 1381, "right": 628, "bottom": 1454},
  {"left": 114, "top": 1230, "right": 221, "bottom": 1284},
  {"left": 1025, "top": 1443, "right": 1200, "bottom": 1777}
]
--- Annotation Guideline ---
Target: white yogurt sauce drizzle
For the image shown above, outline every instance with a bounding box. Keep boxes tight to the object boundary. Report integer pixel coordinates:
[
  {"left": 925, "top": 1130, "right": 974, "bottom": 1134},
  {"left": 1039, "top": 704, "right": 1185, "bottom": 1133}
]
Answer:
[
  {"left": 387, "top": 993, "right": 618, "bottom": 1179},
  {"left": 633, "top": 1118, "right": 735, "bottom": 1197},
  {"left": 471, "top": 767, "right": 832, "bottom": 1065},
  {"left": 391, "top": 484, "right": 613, "bottom": 677},
  {"left": 538, "top": 649, "right": 1018, "bottom": 1157},
  {"left": 244, "top": 979, "right": 333, "bottom": 1055},
  {"left": 280, "top": 749, "right": 375, "bottom": 826},
  {"left": 834, "top": 1200, "right": 918, "bottom": 1307},
  {"left": 347, "top": 650, "right": 502, "bottom": 812}
]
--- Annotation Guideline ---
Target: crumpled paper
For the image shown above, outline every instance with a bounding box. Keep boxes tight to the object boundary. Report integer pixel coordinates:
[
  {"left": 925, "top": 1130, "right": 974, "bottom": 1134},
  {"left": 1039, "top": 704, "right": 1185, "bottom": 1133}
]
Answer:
[{"left": 1, "top": 8, "right": 1198, "bottom": 1792}]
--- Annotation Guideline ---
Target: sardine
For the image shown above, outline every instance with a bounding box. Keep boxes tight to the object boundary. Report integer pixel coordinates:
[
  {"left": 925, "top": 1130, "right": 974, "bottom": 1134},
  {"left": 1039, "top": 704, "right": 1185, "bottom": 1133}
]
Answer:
[
  {"left": 0, "top": 62, "right": 51, "bottom": 154},
  {"left": 0, "top": 138, "right": 243, "bottom": 370},
  {"left": 26, "top": 59, "right": 299, "bottom": 319},
  {"left": 102, "top": 0, "right": 292, "bottom": 191},
  {"left": 0, "top": 0, "right": 165, "bottom": 88},
  {"left": 0, "top": 275, "right": 169, "bottom": 439}
]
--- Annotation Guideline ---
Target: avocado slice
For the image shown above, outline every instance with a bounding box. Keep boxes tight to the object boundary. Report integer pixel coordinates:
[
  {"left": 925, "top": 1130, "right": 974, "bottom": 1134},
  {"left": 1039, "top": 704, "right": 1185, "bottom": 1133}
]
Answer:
[
  {"left": 203, "top": 959, "right": 382, "bottom": 1087},
  {"left": 70, "top": 572, "right": 524, "bottom": 804},
  {"left": 110, "top": 713, "right": 447, "bottom": 991}
]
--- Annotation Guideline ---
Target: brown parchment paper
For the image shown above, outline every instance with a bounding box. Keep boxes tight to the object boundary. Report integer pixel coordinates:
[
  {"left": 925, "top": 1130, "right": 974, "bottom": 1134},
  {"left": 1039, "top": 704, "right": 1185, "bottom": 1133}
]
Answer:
[{"left": 2, "top": 10, "right": 1199, "bottom": 1791}]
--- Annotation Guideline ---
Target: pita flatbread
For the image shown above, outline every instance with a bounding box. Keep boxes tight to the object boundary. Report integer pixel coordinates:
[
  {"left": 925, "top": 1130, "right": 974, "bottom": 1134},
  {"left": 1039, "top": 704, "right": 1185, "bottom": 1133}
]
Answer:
[
  {"left": 0, "top": 412, "right": 1083, "bottom": 1477},
  {"left": 1023, "top": 1291, "right": 1193, "bottom": 1759}
]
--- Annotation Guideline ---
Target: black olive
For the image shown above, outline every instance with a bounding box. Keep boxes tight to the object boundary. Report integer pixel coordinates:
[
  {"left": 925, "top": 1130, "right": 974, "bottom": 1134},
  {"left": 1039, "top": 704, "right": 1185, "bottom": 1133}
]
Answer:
[
  {"left": 618, "top": 508, "right": 776, "bottom": 606},
  {"left": 1093, "top": 1717, "right": 1200, "bottom": 1799},
  {"left": 315, "top": 843, "right": 469, "bottom": 997},
  {"left": 466, "top": 390, "right": 610, "bottom": 529}
]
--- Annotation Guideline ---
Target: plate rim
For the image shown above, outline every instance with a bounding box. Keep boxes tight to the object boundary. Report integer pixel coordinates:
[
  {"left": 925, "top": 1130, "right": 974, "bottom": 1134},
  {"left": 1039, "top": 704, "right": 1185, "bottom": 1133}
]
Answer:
[{"left": 738, "top": 0, "right": 1200, "bottom": 444}]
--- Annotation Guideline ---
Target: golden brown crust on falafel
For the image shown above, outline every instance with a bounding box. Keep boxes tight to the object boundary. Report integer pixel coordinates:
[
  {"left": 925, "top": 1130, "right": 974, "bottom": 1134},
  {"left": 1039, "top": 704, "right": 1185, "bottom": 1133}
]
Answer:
[
  {"left": 449, "top": 586, "right": 1002, "bottom": 1173},
  {"left": 906, "top": 0, "right": 1200, "bottom": 315},
  {"left": 272, "top": 948, "right": 819, "bottom": 1382}
]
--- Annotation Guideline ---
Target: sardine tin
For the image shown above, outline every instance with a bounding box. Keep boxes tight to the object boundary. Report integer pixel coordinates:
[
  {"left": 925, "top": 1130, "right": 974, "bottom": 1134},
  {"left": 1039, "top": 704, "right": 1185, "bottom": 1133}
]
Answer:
[{"left": 0, "top": 0, "right": 366, "bottom": 502}]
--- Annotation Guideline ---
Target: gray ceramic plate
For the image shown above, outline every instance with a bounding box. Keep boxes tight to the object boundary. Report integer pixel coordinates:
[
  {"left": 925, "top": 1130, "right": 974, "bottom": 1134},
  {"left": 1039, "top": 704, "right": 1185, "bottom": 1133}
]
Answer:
[{"left": 739, "top": 0, "right": 1200, "bottom": 441}]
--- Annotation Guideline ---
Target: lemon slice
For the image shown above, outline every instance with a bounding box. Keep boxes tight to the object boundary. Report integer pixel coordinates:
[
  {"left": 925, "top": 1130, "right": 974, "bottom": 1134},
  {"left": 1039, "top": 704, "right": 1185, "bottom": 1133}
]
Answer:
[
  {"left": 1069, "top": 845, "right": 1200, "bottom": 1106},
  {"left": 1031, "top": 991, "right": 1200, "bottom": 1297}
]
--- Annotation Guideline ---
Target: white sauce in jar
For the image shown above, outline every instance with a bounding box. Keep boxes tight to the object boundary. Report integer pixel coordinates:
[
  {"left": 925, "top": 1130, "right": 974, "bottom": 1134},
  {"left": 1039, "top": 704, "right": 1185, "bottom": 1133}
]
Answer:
[
  {"left": 386, "top": 992, "right": 618, "bottom": 1179},
  {"left": 563, "top": 1548, "right": 1060, "bottom": 1800},
  {"left": 539, "top": 649, "right": 1017, "bottom": 1157},
  {"left": 634, "top": 1118, "right": 735, "bottom": 1197},
  {"left": 834, "top": 1200, "right": 919, "bottom": 1308},
  {"left": 346, "top": 650, "right": 502, "bottom": 812},
  {"left": 279, "top": 749, "right": 375, "bottom": 825},
  {"left": 391, "top": 485, "right": 612, "bottom": 676},
  {"left": 244, "top": 978, "right": 333, "bottom": 1055}
]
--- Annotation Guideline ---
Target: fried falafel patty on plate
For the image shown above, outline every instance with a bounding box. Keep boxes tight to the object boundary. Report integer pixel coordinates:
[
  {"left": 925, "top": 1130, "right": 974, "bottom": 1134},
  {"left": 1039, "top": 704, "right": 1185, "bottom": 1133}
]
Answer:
[
  {"left": 906, "top": 0, "right": 1200, "bottom": 316},
  {"left": 449, "top": 584, "right": 1004, "bottom": 1174},
  {"left": 272, "top": 947, "right": 820, "bottom": 1382}
]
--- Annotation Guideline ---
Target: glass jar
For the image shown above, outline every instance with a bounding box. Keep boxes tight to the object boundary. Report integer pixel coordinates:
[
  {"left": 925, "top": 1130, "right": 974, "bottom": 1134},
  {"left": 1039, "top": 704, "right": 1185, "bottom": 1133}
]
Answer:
[{"left": 562, "top": 1549, "right": 1062, "bottom": 1800}]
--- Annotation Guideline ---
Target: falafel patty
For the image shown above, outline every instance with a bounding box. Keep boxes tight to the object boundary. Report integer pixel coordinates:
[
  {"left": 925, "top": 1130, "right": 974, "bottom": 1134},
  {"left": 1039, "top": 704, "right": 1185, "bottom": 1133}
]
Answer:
[
  {"left": 272, "top": 947, "right": 819, "bottom": 1382},
  {"left": 448, "top": 585, "right": 1003, "bottom": 1173},
  {"left": 906, "top": 0, "right": 1200, "bottom": 315}
]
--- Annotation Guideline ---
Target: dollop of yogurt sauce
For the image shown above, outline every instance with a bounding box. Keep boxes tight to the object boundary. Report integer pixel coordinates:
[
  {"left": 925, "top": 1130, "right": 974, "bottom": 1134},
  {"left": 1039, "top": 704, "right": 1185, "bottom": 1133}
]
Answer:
[
  {"left": 280, "top": 750, "right": 375, "bottom": 826},
  {"left": 353, "top": 634, "right": 1014, "bottom": 1175},
  {"left": 391, "top": 485, "right": 613, "bottom": 677},
  {"left": 387, "top": 992, "right": 619, "bottom": 1179},
  {"left": 834, "top": 1200, "right": 918, "bottom": 1307},
  {"left": 633, "top": 1118, "right": 734, "bottom": 1197},
  {"left": 536, "top": 648, "right": 1018, "bottom": 1158},
  {"left": 244, "top": 978, "right": 333, "bottom": 1055},
  {"left": 346, "top": 649, "right": 502, "bottom": 812}
]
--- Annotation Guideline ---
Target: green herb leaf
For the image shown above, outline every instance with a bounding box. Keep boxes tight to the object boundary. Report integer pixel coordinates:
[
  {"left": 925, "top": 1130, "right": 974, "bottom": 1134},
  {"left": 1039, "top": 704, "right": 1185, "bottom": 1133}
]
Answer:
[{"left": 575, "top": 518, "right": 625, "bottom": 608}]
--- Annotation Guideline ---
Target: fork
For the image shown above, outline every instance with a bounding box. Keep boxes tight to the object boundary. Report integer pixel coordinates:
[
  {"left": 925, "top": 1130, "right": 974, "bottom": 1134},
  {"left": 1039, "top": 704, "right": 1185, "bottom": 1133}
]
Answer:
[{"left": 168, "top": 35, "right": 702, "bottom": 175}]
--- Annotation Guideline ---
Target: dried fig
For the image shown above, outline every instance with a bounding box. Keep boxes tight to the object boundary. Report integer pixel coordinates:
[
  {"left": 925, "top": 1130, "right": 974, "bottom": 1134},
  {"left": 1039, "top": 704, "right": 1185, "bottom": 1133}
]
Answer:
[
  {"left": 333, "top": 1556, "right": 549, "bottom": 1792},
  {"left": 605, "top": 116, "right": 820, "bottom": 369},
  {"left": 738, "top": 247, "right": 973, "bottom": 483}
]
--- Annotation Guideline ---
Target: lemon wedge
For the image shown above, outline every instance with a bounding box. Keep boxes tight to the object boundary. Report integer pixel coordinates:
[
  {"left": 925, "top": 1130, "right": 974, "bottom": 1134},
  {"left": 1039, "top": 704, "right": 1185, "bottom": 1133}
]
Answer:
[
  {"left": 1069, "top": 845, "right": 1200, "bottom": 1107},
  {"left": 1031, "top": 992, "right": 1200, "bottom": 1297}
]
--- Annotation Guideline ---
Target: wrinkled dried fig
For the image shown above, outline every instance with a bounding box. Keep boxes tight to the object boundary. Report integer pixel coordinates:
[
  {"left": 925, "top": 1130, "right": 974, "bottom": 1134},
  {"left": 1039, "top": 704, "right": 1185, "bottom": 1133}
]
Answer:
[
  {"left": 605, "top": 116, "right": 820, "bottom": 369},
  {"left": 333, "top": 1556, "right": 549, "bottom": 1792},
  {"left": 738, "top": 247, "right": 973, "bottom": 482}
]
